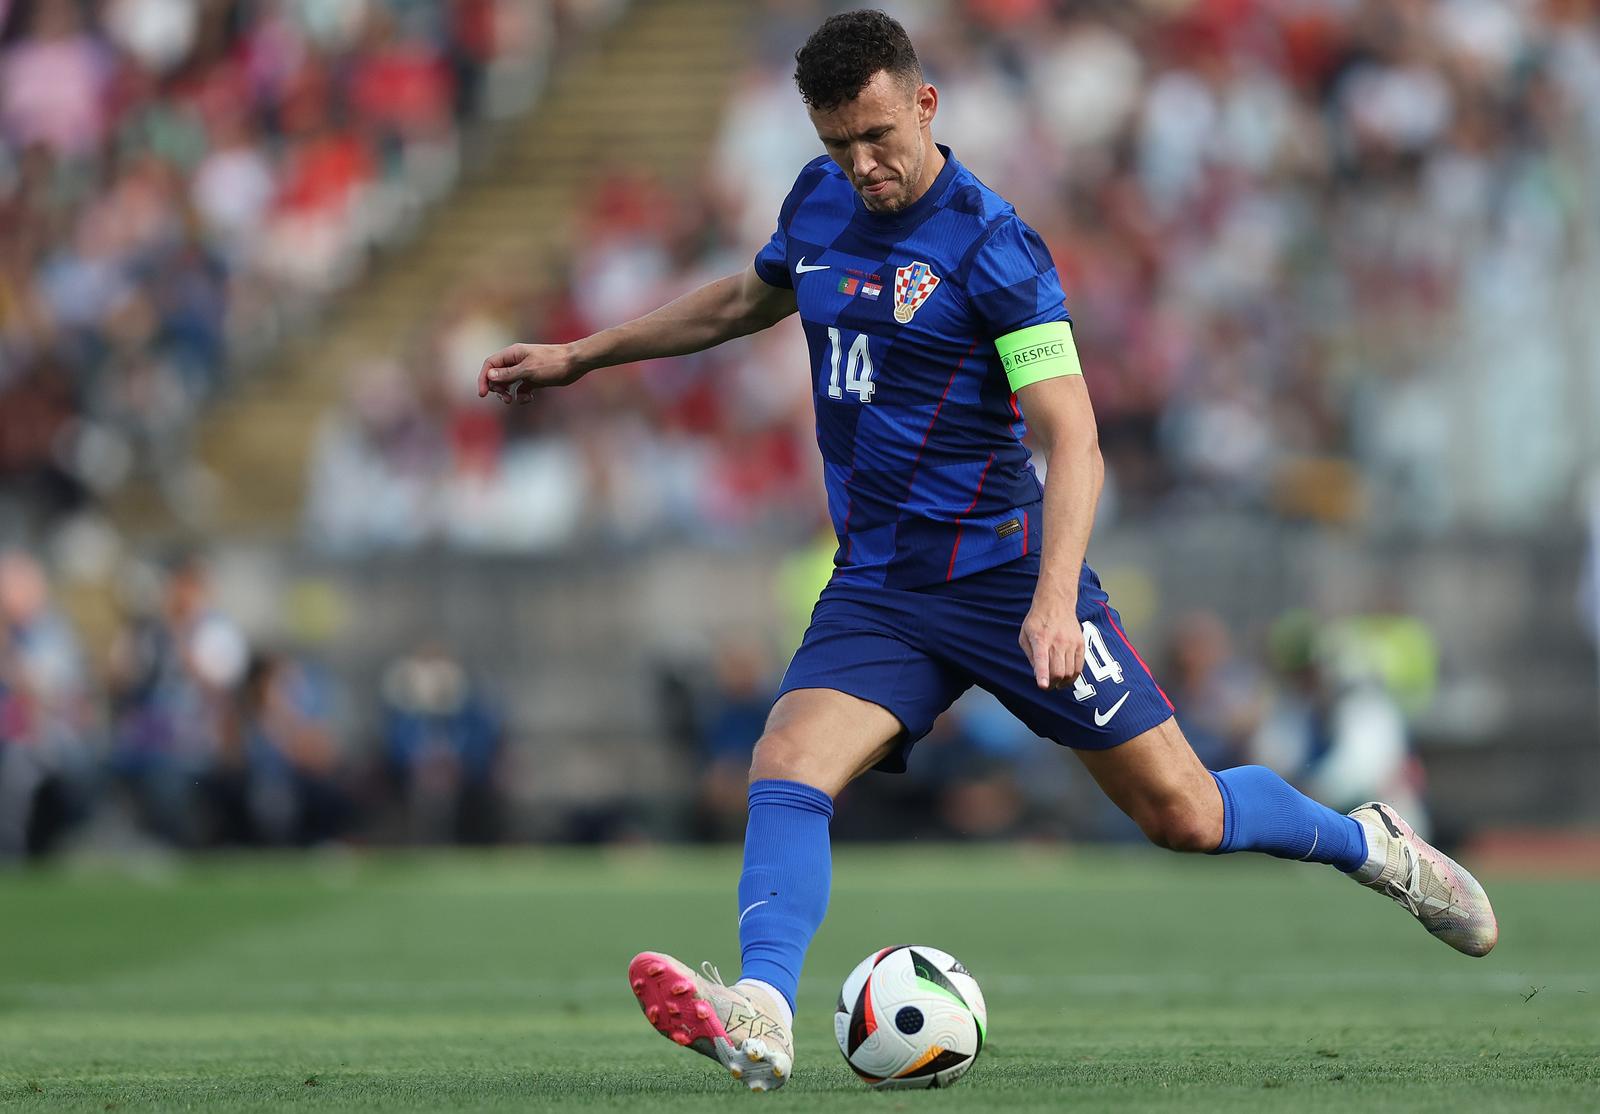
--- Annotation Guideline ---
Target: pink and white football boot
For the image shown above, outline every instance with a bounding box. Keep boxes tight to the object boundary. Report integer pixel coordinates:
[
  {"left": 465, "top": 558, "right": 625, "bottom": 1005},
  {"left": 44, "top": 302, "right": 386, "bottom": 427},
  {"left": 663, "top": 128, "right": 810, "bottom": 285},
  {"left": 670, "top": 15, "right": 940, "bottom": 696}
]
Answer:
[
  {"left": 627, "top": 952, "right": 794, "bottom": 1091},
  {"left": 1348, "top": 802, "right": 1499, "bottom": 957}
]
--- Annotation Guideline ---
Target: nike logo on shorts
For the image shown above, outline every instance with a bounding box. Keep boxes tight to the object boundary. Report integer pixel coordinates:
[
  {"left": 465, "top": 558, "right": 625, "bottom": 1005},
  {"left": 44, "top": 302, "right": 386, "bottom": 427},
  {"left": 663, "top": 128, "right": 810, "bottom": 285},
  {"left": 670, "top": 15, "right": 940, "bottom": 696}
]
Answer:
[
  {"left": 795, "top": 258, "right": 829, "bottom": 273},
  {"left": 1093, "top": 692, "right": 1130, "bottom": 727}
]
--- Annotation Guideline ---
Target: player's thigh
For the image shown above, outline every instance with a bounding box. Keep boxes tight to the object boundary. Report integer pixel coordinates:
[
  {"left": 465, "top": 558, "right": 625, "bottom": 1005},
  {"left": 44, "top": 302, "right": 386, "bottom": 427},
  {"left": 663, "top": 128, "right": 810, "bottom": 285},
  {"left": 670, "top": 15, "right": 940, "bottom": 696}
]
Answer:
[
  {"left": 1070, "top": 716, "right": 1223, "bottom": 851},
  {"left": 761, "top": 590, "right": 966, "bottom": 795},
  {"left": 751, "top": 688, "right": 906, "bottom": 797}
]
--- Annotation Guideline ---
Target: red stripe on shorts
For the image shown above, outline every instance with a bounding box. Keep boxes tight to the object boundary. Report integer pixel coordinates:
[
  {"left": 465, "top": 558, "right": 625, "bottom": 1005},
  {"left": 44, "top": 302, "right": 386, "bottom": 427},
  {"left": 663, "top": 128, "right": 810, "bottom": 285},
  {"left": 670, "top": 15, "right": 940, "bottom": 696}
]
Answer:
[{"left": 1100, "top": 601, "right": 1174, "bottom": 710}]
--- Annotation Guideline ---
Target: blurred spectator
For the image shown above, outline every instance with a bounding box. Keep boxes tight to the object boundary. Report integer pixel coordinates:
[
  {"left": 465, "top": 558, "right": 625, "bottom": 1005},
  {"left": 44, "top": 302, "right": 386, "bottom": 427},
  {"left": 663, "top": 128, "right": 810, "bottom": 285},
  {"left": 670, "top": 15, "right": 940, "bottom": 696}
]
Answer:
[
  {"left": 690, "top": 638, "right": 775, "bottom": 841},
  {"left": 106, "top": 554, "right": 249, "bottom": 846},
  {"left": 1163, "top": 610, "right": 1263, "bottom": 770},
  {"left": 237, "top": 651, "right": 353, "bottom": 846},
  {"left": 304, "top": 358, "right": 449, "bottom": 553},
  {"left": 0, "top": 1, "right": 111, "bottom": 159},
  {"left": 380, "top": 642, "right": 504, "bottom": 844},
  {"left": 919, "top": 703, "right": 1028, "bottom": 841},
  {"left": 1323, "top": 610, "right": 1440, "bottom": 719},
  {"left": 832, "top": 690, "right": 1052, "bottom": 841},
  {"left": 0, "top": 548, "right": 96, "bottom": 858},
  {"left": 1250, "top": 610, "right": 1429, "bottom": 832}
]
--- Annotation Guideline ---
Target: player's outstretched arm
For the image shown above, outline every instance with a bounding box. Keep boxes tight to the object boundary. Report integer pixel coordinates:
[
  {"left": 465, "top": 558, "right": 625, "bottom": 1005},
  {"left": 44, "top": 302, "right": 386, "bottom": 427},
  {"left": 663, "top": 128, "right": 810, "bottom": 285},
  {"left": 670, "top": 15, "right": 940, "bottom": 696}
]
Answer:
[
  {"left": 478, "top": 266, "right": 797, "bottom": 403},
  {"left": 1015, "top": 374, "right": 1104, "bottom": 690}
]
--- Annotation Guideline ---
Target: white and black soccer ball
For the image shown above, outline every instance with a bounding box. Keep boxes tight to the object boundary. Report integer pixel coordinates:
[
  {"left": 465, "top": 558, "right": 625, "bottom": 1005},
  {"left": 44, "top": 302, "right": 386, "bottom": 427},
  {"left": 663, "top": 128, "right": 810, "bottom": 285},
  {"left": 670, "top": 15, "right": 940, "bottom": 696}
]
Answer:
[{"left": 834, "top": 945, "right": 987, "bottom": 1090}]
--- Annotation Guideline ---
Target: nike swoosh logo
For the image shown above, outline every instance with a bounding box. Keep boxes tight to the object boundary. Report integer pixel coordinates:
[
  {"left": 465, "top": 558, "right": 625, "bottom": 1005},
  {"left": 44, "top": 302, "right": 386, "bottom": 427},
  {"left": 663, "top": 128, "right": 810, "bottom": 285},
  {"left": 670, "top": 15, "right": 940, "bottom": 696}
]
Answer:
[
  {"left": 1301, "top": 827, "right": 1320, "bottom": 861},
  {"left": 1093, "top": 692, "right": 1130, "bottom": 727},
  {"left": 795, "top": 258, "right": 829, "bottom": 273},
  {"left": 738, "top": 900, "right": 769, "bottom": 926}
]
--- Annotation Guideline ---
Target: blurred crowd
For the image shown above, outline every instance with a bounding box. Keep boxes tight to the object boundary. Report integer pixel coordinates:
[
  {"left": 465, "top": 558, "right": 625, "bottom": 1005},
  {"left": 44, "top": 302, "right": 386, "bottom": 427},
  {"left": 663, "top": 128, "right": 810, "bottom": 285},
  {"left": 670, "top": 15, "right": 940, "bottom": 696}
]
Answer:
[
  {"left": 0, "top": 545, "right": 514, "bottom": 857},
  {"left": 0, "top": 0, "right": 618, "bottom": 534},
  {"left": 306, "top": 0, "right": 1600, "bottom": 553},
  {"left": 1, "top": 541, "right": 1437, "bottom": 857}
]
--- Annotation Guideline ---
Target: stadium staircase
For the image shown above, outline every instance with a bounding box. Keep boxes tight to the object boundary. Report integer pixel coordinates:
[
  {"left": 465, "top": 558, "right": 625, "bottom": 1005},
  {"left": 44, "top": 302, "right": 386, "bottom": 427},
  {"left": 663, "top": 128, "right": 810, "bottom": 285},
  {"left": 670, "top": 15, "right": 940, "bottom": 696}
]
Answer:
[{"left": 115, "top": 0, "right": 745, "bottom": 538}]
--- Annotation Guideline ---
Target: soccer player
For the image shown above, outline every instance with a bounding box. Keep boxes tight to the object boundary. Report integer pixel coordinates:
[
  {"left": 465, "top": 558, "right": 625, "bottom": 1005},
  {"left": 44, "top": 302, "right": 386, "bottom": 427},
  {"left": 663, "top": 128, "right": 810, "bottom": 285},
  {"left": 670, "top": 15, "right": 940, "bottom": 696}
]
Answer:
[{"left": 478, "top": 10, "right": 1498, "bottom": 1092}]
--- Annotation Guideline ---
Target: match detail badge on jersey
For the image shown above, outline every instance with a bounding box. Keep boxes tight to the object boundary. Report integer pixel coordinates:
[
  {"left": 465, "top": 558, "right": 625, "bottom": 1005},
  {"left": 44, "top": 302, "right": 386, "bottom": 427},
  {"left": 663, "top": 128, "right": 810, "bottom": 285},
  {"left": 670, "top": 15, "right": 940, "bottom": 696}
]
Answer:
[{"left": 893, "top": 261, "right": 941, "bottom": 323}]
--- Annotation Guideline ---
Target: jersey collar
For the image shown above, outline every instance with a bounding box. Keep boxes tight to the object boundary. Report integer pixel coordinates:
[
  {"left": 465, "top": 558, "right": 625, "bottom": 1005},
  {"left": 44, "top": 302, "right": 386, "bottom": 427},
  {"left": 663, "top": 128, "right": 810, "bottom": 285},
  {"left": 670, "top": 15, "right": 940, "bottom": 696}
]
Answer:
[{"left": 854, "top": 143, "right": 959, "bottom": 228}]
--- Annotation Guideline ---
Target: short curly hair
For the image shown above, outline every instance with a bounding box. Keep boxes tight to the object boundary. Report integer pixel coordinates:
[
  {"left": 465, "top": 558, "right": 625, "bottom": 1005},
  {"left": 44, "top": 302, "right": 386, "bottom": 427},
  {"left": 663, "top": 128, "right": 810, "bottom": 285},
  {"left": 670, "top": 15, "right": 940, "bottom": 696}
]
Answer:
[{"left": 794, "top": 10, "right": 922, "bottom": 112}]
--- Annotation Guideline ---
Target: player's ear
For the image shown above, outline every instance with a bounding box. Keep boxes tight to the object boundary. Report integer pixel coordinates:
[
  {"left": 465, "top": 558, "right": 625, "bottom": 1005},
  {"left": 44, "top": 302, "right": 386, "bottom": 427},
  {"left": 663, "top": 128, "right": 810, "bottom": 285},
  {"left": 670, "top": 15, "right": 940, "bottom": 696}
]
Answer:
[{"left": 916, "top": 82, "right": 938, "bottom": 128}]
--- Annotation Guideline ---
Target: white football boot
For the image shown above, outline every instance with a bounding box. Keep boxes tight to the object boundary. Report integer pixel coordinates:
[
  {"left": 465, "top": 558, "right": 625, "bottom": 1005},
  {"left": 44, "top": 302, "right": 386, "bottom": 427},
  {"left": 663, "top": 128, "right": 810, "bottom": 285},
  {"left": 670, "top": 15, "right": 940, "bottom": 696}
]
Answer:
[
  {"left": 1348, "top": 802, "right": 1498, "bottom": 956},
  {"left": 628, "top": 952, "right": 794, "bottom": 1091}
]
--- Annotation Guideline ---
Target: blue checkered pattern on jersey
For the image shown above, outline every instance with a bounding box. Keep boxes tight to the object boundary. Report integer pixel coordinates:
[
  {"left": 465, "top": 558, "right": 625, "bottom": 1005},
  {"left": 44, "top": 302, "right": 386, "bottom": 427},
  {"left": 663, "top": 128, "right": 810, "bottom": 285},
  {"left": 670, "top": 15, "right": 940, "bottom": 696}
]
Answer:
[{"left": 754, "top": 146, "right": 1072, "bottom": 588}]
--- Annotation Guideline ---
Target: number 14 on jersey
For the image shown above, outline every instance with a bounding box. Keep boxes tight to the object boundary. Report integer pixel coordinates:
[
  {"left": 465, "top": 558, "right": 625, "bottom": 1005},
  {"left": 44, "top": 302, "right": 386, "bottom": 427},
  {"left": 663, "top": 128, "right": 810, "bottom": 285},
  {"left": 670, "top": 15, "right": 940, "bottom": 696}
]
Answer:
[{"left": 827, "top": 327, "right": 875, "bottom": 403}]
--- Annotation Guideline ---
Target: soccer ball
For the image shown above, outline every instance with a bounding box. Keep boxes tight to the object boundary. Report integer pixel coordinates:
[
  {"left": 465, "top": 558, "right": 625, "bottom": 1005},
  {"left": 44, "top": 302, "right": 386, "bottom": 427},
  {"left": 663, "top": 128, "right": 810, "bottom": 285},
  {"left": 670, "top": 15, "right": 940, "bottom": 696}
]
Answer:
[{"left": 834, "top": 945, "right": 987, "bottom": 1089}]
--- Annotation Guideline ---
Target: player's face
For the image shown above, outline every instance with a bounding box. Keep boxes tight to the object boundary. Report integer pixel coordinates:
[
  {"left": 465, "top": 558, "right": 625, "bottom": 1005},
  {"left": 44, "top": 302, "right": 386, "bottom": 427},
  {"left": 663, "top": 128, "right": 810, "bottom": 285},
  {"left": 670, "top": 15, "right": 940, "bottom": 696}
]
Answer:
[{"left": 808, "top": 70, "right": 938, "bottom": 214}]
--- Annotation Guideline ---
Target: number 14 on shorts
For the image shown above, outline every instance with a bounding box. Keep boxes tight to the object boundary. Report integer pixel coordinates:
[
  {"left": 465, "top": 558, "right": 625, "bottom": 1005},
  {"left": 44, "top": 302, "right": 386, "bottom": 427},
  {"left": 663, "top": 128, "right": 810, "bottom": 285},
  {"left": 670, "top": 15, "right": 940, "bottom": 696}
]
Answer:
[{"left": 1071, "top": 620, "right": 1123, "bottom": 702}]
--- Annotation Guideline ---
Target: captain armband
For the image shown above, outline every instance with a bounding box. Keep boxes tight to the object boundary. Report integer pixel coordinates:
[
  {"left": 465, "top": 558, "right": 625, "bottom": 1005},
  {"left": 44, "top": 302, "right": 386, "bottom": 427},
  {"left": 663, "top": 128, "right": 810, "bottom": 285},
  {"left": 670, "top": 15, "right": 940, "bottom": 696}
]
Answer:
[{"left": 995, "top": 321, "right": 1082, "bottom": 392}]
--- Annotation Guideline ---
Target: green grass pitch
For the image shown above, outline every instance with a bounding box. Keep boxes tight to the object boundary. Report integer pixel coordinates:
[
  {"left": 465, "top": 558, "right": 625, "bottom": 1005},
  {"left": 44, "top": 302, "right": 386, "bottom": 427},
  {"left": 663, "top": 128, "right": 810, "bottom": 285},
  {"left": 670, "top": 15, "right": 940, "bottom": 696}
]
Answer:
[{"left": 2, "top": 846, "right": 1596, "bottom": 1111}]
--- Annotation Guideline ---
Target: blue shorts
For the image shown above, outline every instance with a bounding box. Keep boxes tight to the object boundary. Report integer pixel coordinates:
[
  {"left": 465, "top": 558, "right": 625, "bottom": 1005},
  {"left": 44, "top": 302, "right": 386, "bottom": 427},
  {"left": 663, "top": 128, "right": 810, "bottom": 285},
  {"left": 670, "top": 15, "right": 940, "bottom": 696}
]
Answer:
[{"left": 777, "top": 552, "right": 1174, "bottom": 772}]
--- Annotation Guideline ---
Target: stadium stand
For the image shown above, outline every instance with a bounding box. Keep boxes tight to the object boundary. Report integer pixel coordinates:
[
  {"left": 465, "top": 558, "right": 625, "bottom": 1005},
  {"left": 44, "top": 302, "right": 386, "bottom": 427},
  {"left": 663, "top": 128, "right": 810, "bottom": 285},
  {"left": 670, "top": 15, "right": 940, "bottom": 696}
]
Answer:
[
  {"left": 300, "top": 0, "right": 1600, "bottom": 553},
  {"left": 0, "top": 0, "right": 629, "bottom": 537}
]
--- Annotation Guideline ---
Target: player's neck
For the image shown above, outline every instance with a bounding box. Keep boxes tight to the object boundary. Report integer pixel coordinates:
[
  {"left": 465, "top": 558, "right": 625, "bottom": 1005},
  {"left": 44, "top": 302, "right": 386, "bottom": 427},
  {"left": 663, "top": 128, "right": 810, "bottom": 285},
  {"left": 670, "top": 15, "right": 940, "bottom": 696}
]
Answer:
[{"left": 903, "top": 140, "right": 946, "bottom": 209}]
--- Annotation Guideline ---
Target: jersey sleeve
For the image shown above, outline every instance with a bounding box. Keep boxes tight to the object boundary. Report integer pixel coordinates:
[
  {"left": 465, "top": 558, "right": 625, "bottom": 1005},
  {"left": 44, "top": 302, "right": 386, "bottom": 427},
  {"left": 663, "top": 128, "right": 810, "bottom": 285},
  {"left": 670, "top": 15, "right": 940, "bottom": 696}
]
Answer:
[
  {"left": 753, "top": 216, "right": 791, "bottom": 289},
  {"left": 966, "top": 216, "right": 1071, "bottom": 336},
  {"left": 968, "top": 217, "right": 1080, "bottom": 391},
  {"left": 753, "top": 157, "right": 835, "bottom": 290}
]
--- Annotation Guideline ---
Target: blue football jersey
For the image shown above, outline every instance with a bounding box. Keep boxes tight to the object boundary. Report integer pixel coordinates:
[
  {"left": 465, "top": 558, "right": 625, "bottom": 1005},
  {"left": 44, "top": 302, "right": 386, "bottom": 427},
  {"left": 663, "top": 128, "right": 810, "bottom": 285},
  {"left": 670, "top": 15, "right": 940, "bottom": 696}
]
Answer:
[{"left": 754, "top": 145, "right": 1072, "bottom": 589}]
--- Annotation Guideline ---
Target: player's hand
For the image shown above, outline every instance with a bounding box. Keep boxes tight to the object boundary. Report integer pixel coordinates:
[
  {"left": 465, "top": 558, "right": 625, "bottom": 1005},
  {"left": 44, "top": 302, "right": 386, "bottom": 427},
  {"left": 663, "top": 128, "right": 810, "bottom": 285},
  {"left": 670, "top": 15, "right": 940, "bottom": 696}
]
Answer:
[
  {"left": 1019, "top": 592, "right": 1084, "bottom": 691},
  {"left": 478, "top": 342, "right": 585, "bottom": 403}
]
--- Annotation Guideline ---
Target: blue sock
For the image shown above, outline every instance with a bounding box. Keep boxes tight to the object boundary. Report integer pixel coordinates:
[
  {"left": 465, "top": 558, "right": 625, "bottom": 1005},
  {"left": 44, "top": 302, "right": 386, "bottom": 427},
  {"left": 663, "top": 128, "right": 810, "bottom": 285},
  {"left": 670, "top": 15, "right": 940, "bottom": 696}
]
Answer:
[
  {"left": 737, "top": 778, "right": 833, "bottom": 1013},
  {"left": 1210, "top": 766, "right": 1368, "bottom": 872}
]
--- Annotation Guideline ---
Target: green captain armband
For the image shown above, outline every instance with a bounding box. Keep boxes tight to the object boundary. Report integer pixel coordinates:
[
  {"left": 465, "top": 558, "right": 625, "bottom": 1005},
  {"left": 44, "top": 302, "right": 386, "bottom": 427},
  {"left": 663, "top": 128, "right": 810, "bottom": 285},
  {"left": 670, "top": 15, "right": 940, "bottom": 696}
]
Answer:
[{"left": 995, "top": 321, "right": 1081, "bottom": 392}]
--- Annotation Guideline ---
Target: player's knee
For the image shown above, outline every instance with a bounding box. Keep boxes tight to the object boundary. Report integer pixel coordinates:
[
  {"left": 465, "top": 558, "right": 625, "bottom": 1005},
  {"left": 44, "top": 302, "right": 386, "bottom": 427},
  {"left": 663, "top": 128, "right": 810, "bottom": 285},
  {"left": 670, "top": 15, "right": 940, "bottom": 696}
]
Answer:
[
  {"left": 749, "top": 725, "right": 878, "bottom": 799},
  {"left": 1137, "top": 799, "right": 1220, "bottom": 854},
  {"left": 749, "top": 726, "right": 816, "bottom": 785}
]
